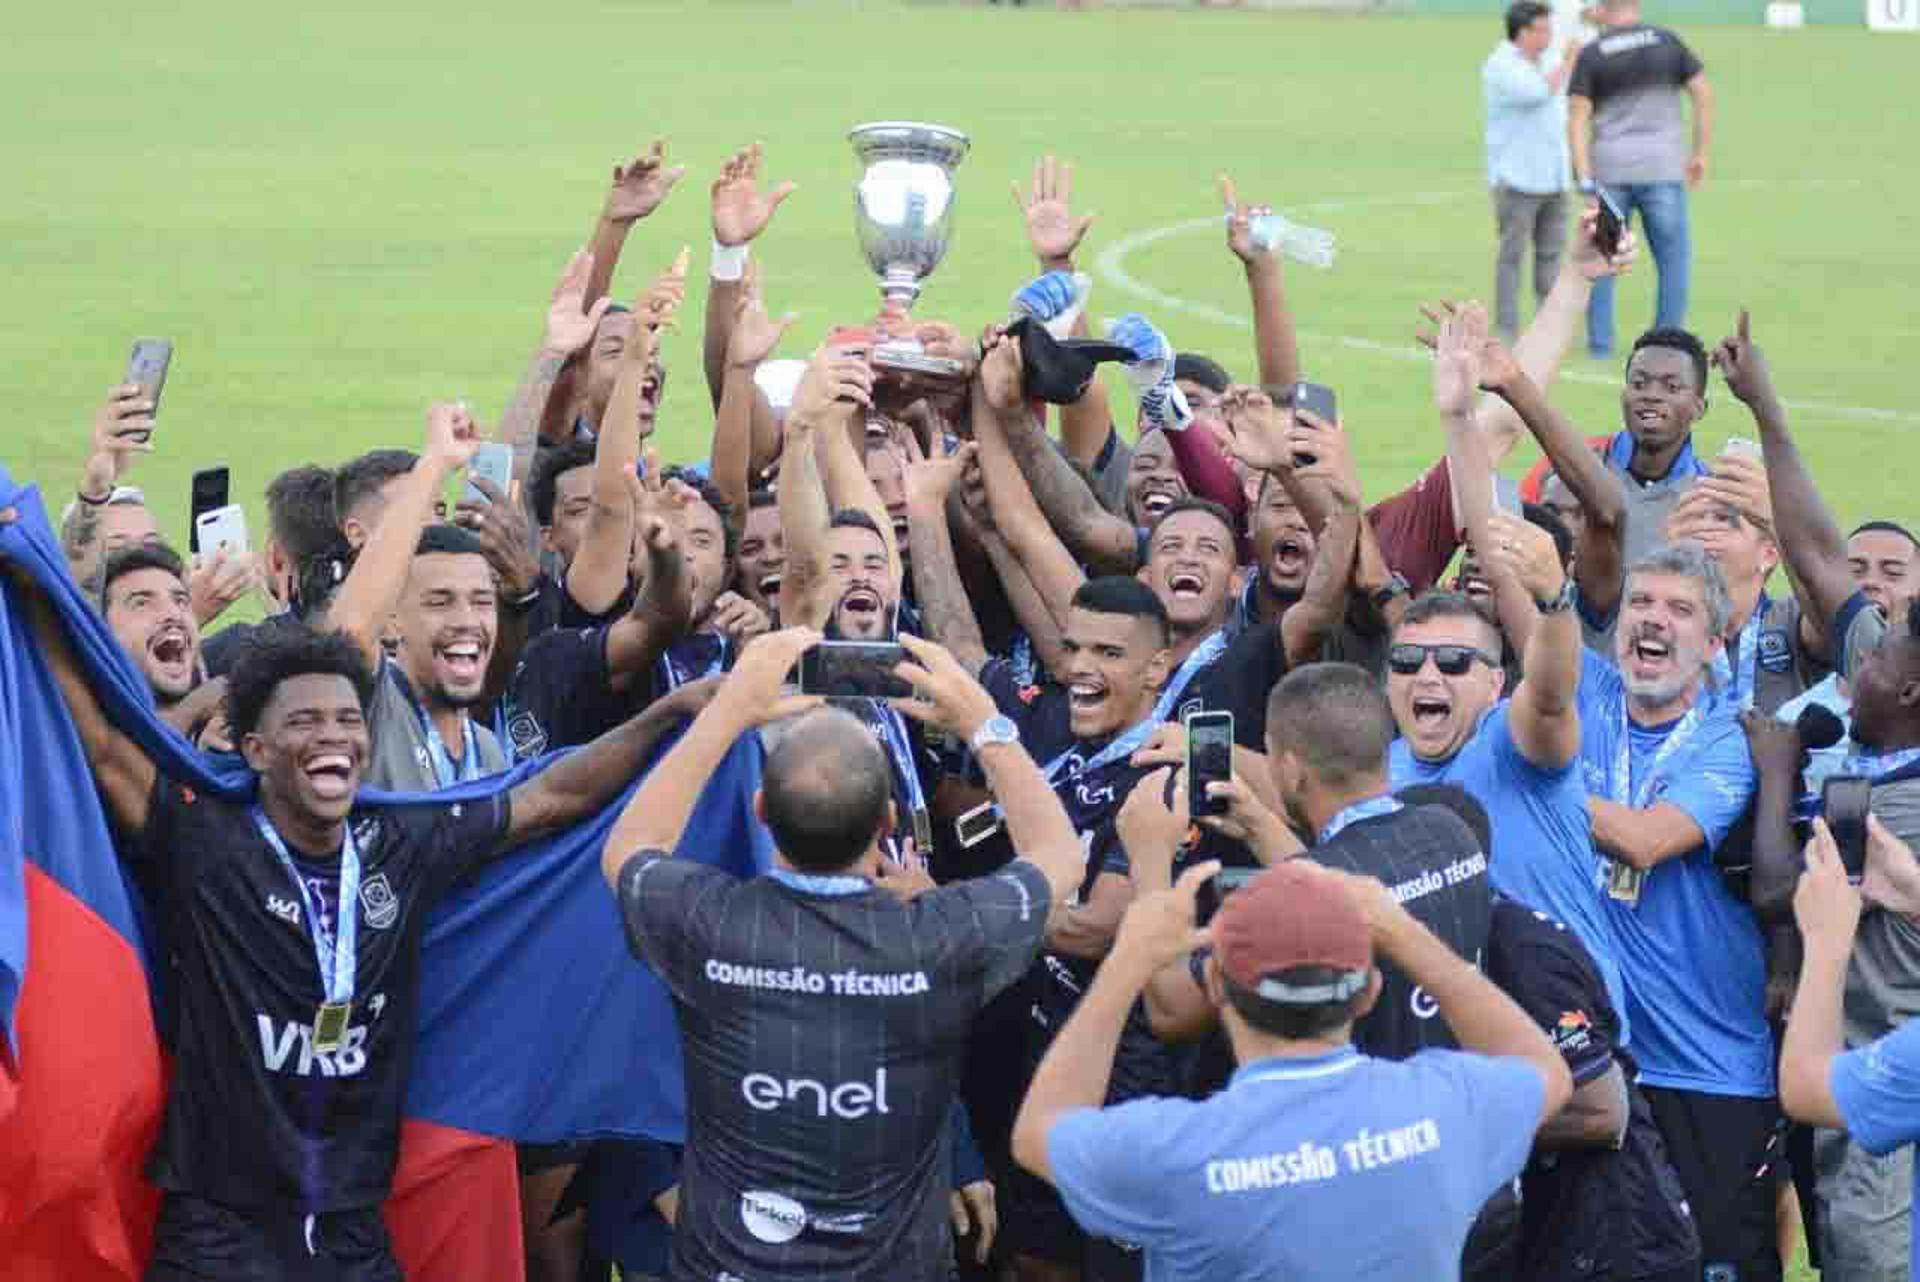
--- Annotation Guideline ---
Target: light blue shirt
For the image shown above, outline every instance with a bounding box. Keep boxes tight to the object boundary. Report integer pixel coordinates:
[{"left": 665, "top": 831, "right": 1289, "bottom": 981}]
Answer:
[
  {"left": 1391, "top": 701, "right": 1627, "bottom": 1045},
  {"left": 1483, "top": 41, "right": 1570, "bottom": 195},
  {"left": 1047, "top": 1046, "right": 1544, "bottom": 1282},
  {"left": 1576, "top": 650, "right": 1771, "bottom": 1097},
  {"left": 1775, "top": 673, "right": 1852, "bottom": 794},
  {"left": 1832, "top": 1018, "right": 1920, "bottom": 1280}
]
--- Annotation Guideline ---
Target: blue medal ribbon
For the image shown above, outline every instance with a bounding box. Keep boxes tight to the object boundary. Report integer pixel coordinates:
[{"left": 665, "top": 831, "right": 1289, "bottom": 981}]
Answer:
[
  {"left": 385, "top": 663, "right": 482, "bottom": 786},
  {"left": 252, "top": 809, "right": 360, "bottom": 1028}
]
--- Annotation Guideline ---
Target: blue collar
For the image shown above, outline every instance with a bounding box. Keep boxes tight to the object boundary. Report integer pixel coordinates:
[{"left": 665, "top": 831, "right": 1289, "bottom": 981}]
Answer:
[
  {"left": 1318, "top": 795, "right": 1404, "bottom": 845},
  {"left": 1604, "top": 429, "right": 1710, "bottom": 485},
  {"left": 1231, "top": 1047, "right": 1363, "bottom": 1087},
  {"left": 766, "top": 868, "right": 872, "bottom": 898}
]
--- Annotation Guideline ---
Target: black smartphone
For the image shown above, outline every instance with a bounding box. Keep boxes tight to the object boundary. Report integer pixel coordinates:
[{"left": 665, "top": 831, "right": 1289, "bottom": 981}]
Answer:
[
  {"left": 1290, "top": 382, "right": 1337, "bottom": 468},
  {"left": 188, "top": 467, "right": 230, "bottom": 555},
  {"left": 798, "top": 640, "right": 913, "bottom": 700},
  {"left": 1593, "top": 189, "right": 1627, "bottom": 259},
  {"left": 124, "top": 339, "right": 173, "bottom": 442},
  {"left": 1197, "top": 867, "right": 1261, "bottom": 926},
  {"left": 1186, "top": 710, "right": 1234, "bottom": 820},
  {"left": 1823, "top": 775, "right": 1873, "bottom": 880}
]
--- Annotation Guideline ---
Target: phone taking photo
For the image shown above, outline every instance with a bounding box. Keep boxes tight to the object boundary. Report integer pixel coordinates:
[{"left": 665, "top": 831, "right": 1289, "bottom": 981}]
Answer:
[
  {"left": 1186, "top": 710, "right": 1234, "bottom": 820},
  {"left": 798, "top": 641, "right": 913, "bottom": 700},
  {"left": 123, "top": 338, "right": 174, "bottom": 442},
  {"left": 1593, "top": 189, "right": 1627, "bottom": 259},
  {"left": 1823, "top": 775, "right": 1872, "bottom": 881},
  {"left": 194, "top": 504, "right": 249, "bottom": 558},
  {"left": 1290, "top": 382, "right": 1337, "bottom": 468},
  {"left": 188, "top": 466, "right": 230, "bottom": 555},
  {"left": 465, "top": 441, "right": 514, "bottom": 504}
]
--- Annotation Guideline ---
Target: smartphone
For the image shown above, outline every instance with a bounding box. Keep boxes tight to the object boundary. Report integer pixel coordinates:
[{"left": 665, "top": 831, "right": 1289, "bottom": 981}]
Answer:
[
  {"left": 1186, "top": 710, "right": 1235, "bottom": 820},
  {"left": 1197, "top": 867, "right": 1261, "bottom": 926},
  {"left": 1721, "top": 437, "right": 1763, "bottom": 465},
  {"left": 1823, "top": 775, "right": 1873, "bottom": 881},
  {"left": 798, "top": 640, "right": 913, "bottom": 700},
  {"left": 1593, "top": 189, "right": 1627, "bottom": 259},
  {"left": 188, "top": 466, "right": 230, "bottom": 555},
  {"left": 194, "top": 504, "right": 249, "bottom": 558},
  {"left": 123, "top": 339, "right": 174, "bottom": 442},
  {"left": 1290, "top": 382, "right": 1337, "bottom": 468},
  {"left": 465, "top": 442, "right": 514, "bottom": 504}
]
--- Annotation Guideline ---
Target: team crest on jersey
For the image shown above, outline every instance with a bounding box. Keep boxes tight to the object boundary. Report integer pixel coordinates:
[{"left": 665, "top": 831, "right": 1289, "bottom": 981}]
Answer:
[
  {"left": 1178, "top": 698, "right": 1203, "bottom": 721},
  {"left": 507, "top": 710, "right": 548, "bottom": 758},
  {"left": 359, "top": 873, "right": 399, "bottom": 930},
  {"left": 1759, "top": 629, "right": 1792, "bottom": 673},
  {"left": 1017, "top": 685, "right": 1041, "bottom": 706}
]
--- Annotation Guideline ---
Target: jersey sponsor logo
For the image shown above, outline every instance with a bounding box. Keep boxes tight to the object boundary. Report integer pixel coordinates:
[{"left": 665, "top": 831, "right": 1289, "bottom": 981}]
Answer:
[
  {"left": 256, "top": 1013, "right": 369, "bottom": 1077},
  {"left": 1075, "top": 780, "right": 1116, "bottom": 810},
  {"left": 1597, "top": 28, "right": 1660, "bottom": 54},
  {"left": 1411, "top": 986, "right": 1440, "bottom": 1021},
  {"left": 1553, "top": 1009, "right": 1596, "bottom": 1055},
  {"left": 266, "top": 895, "right": 302, "bottom": 927},
  {"left": 359, "top": 873, "right": 399, "bottom": 930},
  {"left": 740, "top": 1190, "right": 807, "bottom": 1244},
  {"left": 352, "top": 817, "right": 382, "bottom": 849},
  {"left": 741, "top": 1067, "right": 891, "bottom": 1119}
]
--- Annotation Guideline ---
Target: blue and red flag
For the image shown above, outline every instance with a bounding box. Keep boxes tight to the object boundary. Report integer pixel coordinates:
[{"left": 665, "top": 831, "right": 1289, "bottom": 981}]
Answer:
[{"left": 0, "top": 468, "right": 772, "bottom": 1280}]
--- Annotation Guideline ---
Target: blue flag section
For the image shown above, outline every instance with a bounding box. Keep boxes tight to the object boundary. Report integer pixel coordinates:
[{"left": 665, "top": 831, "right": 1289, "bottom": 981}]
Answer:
[{"left": 0, "top": 466, "right": 773, "bottom": 1151}]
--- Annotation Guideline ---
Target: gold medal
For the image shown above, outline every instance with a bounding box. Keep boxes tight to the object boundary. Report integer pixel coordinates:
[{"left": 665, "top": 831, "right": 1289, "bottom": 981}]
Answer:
[
  {"left": 1606, "top": 860, "right": 1644, "bottom": 905},
  {"left": 314, "top": 1000, "right": 353, "bottom": 1053}
]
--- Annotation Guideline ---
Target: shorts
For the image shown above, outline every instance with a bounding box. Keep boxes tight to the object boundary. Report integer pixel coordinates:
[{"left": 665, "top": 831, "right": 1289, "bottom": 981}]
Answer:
[
  {"left": 1643, "top": 1087, "right": 1784, "bottom": 1282},
  {"left": 999, "top": 1162, "right": 1142, "bottom": 1282},
  {"left": 145, "top": 1192, "right": 400, "bottom": 1282}
]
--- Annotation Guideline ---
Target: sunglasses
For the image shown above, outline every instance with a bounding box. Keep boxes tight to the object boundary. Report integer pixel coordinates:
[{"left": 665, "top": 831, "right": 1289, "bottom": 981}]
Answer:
[{"left": 1388, "top": 643, "right": 1499, "bottom": 677}]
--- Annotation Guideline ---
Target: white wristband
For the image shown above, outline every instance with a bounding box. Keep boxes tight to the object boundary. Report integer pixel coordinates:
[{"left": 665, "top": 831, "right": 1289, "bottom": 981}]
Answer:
[{"left": 710, "top": 240, "right": 750, "bottom": 282}]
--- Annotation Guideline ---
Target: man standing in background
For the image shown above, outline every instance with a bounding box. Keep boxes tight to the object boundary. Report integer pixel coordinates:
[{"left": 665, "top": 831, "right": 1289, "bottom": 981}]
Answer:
[
  {"left": 1483, "top": 2, "right": 1576, "bottom": 342},
  {"left": 1568, "top": 0, "right": 1712, "bottom": 358}
]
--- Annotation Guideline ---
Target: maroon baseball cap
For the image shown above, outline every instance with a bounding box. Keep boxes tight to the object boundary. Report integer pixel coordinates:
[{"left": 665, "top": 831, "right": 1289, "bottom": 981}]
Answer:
[{"left": 1214, "top": 862, "right": 1373, "bottom": 1005}]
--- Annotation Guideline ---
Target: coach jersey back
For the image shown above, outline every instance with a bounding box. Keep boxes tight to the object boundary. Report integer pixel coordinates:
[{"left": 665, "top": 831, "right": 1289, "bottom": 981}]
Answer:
[{"left": 617, "top": 853, "right": 1053, "bottom": 1282}]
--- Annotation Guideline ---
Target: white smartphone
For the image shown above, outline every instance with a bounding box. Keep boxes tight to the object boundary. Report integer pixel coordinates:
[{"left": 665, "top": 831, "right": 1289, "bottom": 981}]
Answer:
[
  {"left": 194, "top": 504, "right": 248, "bottom": 556},
  {"left": 1721, "top": 437, "right": 1763, "bottom": 465},
  {"left": 465, "top": 442, "right": 514, "bottom": 503}
]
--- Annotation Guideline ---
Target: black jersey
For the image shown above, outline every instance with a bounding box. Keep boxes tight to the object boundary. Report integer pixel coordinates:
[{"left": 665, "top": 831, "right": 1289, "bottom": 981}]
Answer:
[
  {"left": 617, "top": 855, "right": 1051, "bottom": 1282},
  {"left": 128, "top": 778, "right": 509, "bottom": 1211}
]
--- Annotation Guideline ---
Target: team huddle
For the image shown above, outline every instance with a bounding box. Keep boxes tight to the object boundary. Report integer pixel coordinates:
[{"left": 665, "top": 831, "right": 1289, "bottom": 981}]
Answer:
[{"left": 6, "top": 130, "right": 1920, "bottom": 1282}]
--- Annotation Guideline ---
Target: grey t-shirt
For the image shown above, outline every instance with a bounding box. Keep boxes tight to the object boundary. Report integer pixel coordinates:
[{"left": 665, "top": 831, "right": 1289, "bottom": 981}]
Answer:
[
  {"left": 366, "top": 660, "right": 508, "bottom": 791},
  {"left": 1570, "top": 25, "right": 1704, "bottom": 186}
]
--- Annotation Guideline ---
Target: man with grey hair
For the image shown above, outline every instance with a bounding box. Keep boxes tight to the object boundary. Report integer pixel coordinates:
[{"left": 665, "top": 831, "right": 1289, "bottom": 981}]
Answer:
[{"left": 1574, "top": 540, "right": 1776, "bottom": 1282}]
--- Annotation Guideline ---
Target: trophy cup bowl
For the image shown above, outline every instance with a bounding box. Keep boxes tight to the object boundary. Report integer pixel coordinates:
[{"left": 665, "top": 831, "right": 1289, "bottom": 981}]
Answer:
[{"left": 849, "top": 121, "right": 970, "bottom": 312}]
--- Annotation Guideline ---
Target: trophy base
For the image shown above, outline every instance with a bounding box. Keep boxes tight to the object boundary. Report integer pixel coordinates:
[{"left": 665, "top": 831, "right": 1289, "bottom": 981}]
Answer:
[{"left": 872, "top": 339, "right": 965, "bottom": 378}]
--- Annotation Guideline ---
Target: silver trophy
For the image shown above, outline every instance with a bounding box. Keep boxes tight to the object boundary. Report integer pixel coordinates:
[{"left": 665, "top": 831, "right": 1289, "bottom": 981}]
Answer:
[{"left": 849, "top": 121, "right": 970, "bottom": 376}]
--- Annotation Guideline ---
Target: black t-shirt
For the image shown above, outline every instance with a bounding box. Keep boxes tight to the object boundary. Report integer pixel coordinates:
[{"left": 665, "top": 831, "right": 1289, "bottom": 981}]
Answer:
[
  {"left": 1185, "top": 621, "right": 1289, "bottom": 752},
  {"left": 506, "top": 628, "right": 727, "bottom": 756},
  {"left": 1485, "top": 899, "right": 1700, "bottom": 1281},
  {"left": 1568, "top": 24, "right": 1703, "bottom": 104},
  {"left": 1311, "top": 803, "right": 1492, "bottom": 1060},
  {"left": 130, "top": 779, "right": 510, "bottom": 1211},
  {"left": 616, "top": 855, "right": 1052, "bottom": 1282}
]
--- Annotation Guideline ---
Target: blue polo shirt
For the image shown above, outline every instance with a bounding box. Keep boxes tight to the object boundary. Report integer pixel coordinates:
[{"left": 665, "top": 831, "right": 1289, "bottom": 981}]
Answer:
[
  {"left": 1046, "top": 1046, "right": 1544, "bottom": 1281},
  {"left": 1831, "top": 1017, "right": 1920, "bottom": 1281},
  {"left": 1575, "top": 650, "right": 1769, "bottom": 1097},
  {"left": 1390, "top": 701, "right": 1626, "bottom": 1044}
]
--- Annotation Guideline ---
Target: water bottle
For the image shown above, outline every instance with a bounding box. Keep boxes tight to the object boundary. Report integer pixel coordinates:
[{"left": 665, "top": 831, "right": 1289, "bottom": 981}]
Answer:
[{"left": 1247, "top": 212, "right": 1337, "bottom": 270}]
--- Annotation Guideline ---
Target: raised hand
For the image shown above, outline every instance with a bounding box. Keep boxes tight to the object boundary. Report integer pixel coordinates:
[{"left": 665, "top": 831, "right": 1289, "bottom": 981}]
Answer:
[
  {"left": 602, "top": 139, "right": 685, "bottom": 224},
  {"left": 1569, "top": 206, "right": 1638, "bottom": 282},
  {"left": 1711, "top": 309, "right": 1778, "bottom": 413},
  {"left": 1116, "top": 767, "right": 1193, "bottom": 891},
  {"left": 887, "top": 632, "right": 1001, "bottom": 742},
  {"left": 1288, "top": 409, "right": 1361, "bottom": 509},
  {"left": 82, "top": 384, "right": 157, "bottom": 499},
  {"left": 1012, "top": 155, "right": 1096, "bottom": 269},
  {"left": 1863, "top": 813, "right": 1920, "bottom": 918},
  {"left": 1219, "top": 174, "right": 1273, "bottom": 266},
  {"left": 188, "top": 546, "right": 258, "bottom": 628},
  {"left": 1484, "top": 511, "right": 1565, "bottom": 602},
  {"left": 1697, "top": 451, "right": 1774, "bottom": 532},
  {"left": 1796, "top": 818, "right": 1864, "bottom": 944},
  {"left": 708, "top": 590, "right": 771, "bottom": 645},
  {"left": 637, "top": 246, "right": 692, "bottom": 333},
  {"left": 1109, "top": 860, "right": 1220, "bottom": 979},
  {"left": 1215, "top": 385, "right": 1289, "bottom": 474},
  {"left": 711, "top": 141, "right": 797, "bottom": 247},
  {"left": 1738, "top": 708, "right": 1804, "bottom": 781},
  {"left": 1429, "top": 301, "right": 1489, "bottom": 417},
  {"left": 788, "top": 341, "right": 875, "bottom": 429},
  {"left": 1474, "top": 330, "right": 1526, "bottom": 394},
  {"left": 725, "top": 265, "right": 799, "bottom": 369},
  {"left": 975, "top": 325, "right": 1024, "bottom": 414},
  {"left": 711, "top": 627, "right": 824, "bottom": 729},
  {"left": 542, "top": 249, "right": 614, "bottom": 357},
  {"left": 904, "top": 437, "right": 977, "bottom": 511},
  {"left": 425, "top": 401, "right": 482, "bottom": 471}
]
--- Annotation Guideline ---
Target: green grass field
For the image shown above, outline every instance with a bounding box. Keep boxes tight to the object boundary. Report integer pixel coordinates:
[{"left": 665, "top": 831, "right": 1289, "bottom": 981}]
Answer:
[
  {"left": 7, "top": 3, "right": 1895, "bottom": 1270},
  {"left": 4, "top": 0, "right": 1916, "bottom": 554}
]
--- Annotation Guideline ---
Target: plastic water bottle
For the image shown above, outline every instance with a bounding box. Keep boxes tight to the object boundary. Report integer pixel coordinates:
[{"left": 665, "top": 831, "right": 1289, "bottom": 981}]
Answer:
[{"left": 1247, "top": 212, "right": 1337, "bottom": 270}]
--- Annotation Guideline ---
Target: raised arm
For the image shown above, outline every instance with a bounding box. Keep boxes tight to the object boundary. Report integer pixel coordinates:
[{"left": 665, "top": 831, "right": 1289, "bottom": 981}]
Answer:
[
  {"left": 709, "top": 271, "right": 797, "bottom": 521},
  {"left": 1713, "top": 312, "right": 1855, "bottom": 628},
  {"left": 816, "top": 396, "right": 901, "bottom": 587},
  {"left": 568, "top": 255, "right": 687, "bottom": 616},
  {"left": 778, "top": 344, "right": 875, "bottom": 628},
  {"left": 1742, "top": 712, "right": 1808, "bottom": 920},
  {"left": 703, "top": 142, "right": 796, "bottom": 410},
  {"left": 1480, "top": 335, "right": 1626, "bottom": 619},
  {"left": 1221, "top": 175, "right": 1300, "bottom": 391},
  {"left": 602, "top": 474, "right": 695, "bottom": 690},
  {"left": 496, "top": 250, "right": 611, "bottom": 484},
  {"left": 1492, "top": 513, "right": 1583, "bottom": 770},
  {"left": 904, "top": 442, "right": 990, "bottom": 675},
  {"left": 1278, "top": 410, "right": 1365, "bottom": 667},
  {"left": 328, "top": 405, "right": 478, "bottom": 666},
  {"left": 991, "top": 379, "right": 1139, "bottom": 576},
  {"left": 65, "top": 385, "right": 154, "bottom": 579},
  {"left": 584, "top": 139, "right": 684, "bottom": 307}
]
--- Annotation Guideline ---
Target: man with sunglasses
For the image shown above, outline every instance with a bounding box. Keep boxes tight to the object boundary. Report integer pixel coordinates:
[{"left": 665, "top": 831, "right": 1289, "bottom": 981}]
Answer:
[{"left": 1388, "top": 517, "right": 1625, "bottom": 1027}]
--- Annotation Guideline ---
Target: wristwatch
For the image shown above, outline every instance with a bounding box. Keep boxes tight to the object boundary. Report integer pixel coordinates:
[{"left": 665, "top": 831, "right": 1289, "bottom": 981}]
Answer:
[
  {"left": 969, "top": 716, "right": 1021, "bottom": 755},
  {"left": 1535, "top": 579, "right": 1577, "bottom": 615},
  {"left": 1369, "top": 574, "right": 1412, "bottom": 612}
]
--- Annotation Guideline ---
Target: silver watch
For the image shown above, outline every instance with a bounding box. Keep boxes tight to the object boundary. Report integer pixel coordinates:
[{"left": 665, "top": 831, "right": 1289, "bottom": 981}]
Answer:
[{"left": 969, "top": 715, "right": 1020, "bottom": 755}]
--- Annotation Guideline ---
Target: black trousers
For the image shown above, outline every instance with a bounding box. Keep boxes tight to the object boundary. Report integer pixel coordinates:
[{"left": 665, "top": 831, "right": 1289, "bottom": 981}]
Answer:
[
  {"left": 145, "top": 1192, "right": 402, "bottom": 1282},
  {"left": 1643, "top": 1087, "right": 1784, "bottom": 1282}
]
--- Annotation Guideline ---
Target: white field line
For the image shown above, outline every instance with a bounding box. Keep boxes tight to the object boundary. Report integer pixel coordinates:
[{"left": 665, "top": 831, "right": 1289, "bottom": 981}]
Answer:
[{"left": 1093, "top": 186, "right": 1920, "bottom": 427}]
